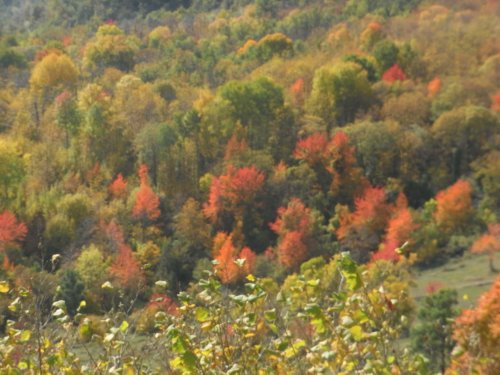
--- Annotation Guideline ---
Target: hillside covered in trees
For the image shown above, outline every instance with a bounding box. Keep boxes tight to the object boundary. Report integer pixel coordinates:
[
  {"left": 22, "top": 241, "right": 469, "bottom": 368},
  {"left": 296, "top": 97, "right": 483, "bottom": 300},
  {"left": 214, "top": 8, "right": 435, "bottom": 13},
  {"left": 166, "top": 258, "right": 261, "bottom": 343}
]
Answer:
[{"left": 0, "top": 0, "right": 499, "bottom": 373}]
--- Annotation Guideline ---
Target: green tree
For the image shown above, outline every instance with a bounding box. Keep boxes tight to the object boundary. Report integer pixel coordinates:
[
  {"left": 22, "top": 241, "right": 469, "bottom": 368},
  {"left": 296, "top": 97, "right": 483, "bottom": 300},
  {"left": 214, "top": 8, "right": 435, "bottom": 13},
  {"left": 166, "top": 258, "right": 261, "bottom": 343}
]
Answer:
[
  {"left": 57, "top": 269, "right": 85, "bottom": 317},
  {"left": 411, "top": 289, "right": 458, "bottom": 374},
  {"left": 308, "top": 62, "right": 373, "bottom": 128},
  {"left": 432, "top": 105, "right": 499, "bottom": 180},
  {"left": 0, "top": 138, "right": 26, "bottom": 207}
]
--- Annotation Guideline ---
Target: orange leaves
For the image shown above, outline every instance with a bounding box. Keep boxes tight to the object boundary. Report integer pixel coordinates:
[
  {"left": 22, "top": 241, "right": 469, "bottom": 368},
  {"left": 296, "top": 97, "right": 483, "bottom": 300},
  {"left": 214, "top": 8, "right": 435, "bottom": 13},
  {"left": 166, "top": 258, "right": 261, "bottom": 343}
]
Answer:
[
  {"left": 451, "top": 277, "right": 500, "bottom": 374},
  {"left": 213, "top": 232, "right": 256, "bottom": 284},
  {"left": 294, "top": 131, "right": 364, "bottom": 202},
  {"left": 203, "top": 176, "right": 223, "bottom": 223},
  {"left": 291, "top": 78, "right": 304, "bottom": 95},
  {"left": 105, "top": 220, "right": 145, "bottom": 289},
  {"left": 382, "top": 64, "right": 407, "bottom": 83},
  {"left": 294, "top": 133, "right": 329, "bottom": 166},
  {"left": 109, "top": 173, "right": 127, "bottom": 199},
  {"left": 148, "top": 293, "right": 179, "bottom": 316},
  {"left": 290, "top": 78, "right": 305, "bottom": 104},
  {"left": 491, "top": 92, "right": 500, "bottom": 111},
  {"left": 132, "top": 164, "right": 160, "bottom": 221},
  {"left": 203, "top": 165, "right": 265, "bottom": 223},
  {"left": 337, "top": 186, "right": 390, "bottom": 240},
  {"left": 434, "top": 179, "right": 472, "bottom": 232},
  {"left": 270, "top": 198, "right": 312, "bottom": 237},
  {"left": 221, "top": 165, "right": 265, "bottom": 206},
  {"left": 471, "top": 223, "right": 500, "bottom": 255},
  {"left": 0, "top": 211, "right": 27, "bottom": 253},
  {"left": 270, "top": 198, "right": 313, "bottom": 270},
  {"left": 427, "top": 76, "right": 441, "bottom": 98},
  {"left": 372, "top": 194, "right": 417, "bottom": 262},
  {"left": 471, "top": 223, "right": 500, "bottom": 271},
  {"left": 277, "top": 231, "right": 307, "bottom": 270}
]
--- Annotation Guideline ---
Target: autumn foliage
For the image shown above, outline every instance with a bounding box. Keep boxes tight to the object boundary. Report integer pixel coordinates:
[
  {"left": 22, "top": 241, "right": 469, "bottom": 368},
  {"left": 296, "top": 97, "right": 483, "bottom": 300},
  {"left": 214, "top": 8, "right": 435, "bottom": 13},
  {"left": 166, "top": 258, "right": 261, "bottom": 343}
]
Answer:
[
  {"left": 427, "top": 76, "right": 441, "bottom": 98},
  {"left": 132, "top": 165, "right": 160, "bottom": 221},
  {"left": 270, "top": 198, "right": 314, "bottom": 269},
  {"left": 294, "top": 132, "right": 365, "bottom": 201},
  {"left": 337, "top": 186, "right": 391, "bottom": 240},
  {"left": 434, "top": 179, "right": 472, "bottom": 232},
  {"left": 451, "top": 277, "right": 500, "bottom": 374},
  {"left": 372, "top": 194, "right": 416, "bottom": 262},
  {"left": 212, "top": 232, "right": 256, "bottom": 283},
  {"left": 106, "top": 220, "right": 145, "bottom": 289},
  {"left": 109, "top": 173, "right": 128, "bottom": 199},
  {"left": 0, "top": 211, "right": 27, "bottom": 253},
  {"left": 471, "top": 223, "right": 500, "bottom": 272},
  {"left": 491, "top": 92, "right": 500, "bottom": 111},
  {"left": 382, "top": 64, "right": 407, "bottom": 83},
  {"left": 203, "top": 165, "right": 265, "bottom": 223}
]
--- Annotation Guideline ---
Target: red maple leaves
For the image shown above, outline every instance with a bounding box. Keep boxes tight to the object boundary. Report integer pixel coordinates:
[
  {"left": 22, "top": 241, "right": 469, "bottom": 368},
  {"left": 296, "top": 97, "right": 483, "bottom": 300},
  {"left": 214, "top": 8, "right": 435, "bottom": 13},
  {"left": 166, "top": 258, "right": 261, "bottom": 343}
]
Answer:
[
  {"left": 0, "top": 211, "right": 27, "bottom": 253},
  {"left": 203, "top": 165, "right": 265, "bottom": 223},
  {"left": 434, "top": 179, "right": 472, "bottom": 232},
  {"left": 105, "top": 220, "right": 145, "bottom": 289},
  {"left": 109, "top": 173, "right": 128, "bottom": 199},
  {"left": 212, "top": 232, "right": 256, "bottom": 284},
  {"left": 270, "top": 198, "right": 314, "bottom": 269},
  {"left": 132, "top": 165, "right": 160, "bottom": 221},
  {"left": 372, "top": 194, "right": 416, "bottom": 262},
  {"left": 471, "top": 223, "right": 500, "bottom": 272},
  {"left": 382, "top": 64, "right": 407, "bottom": 83}
]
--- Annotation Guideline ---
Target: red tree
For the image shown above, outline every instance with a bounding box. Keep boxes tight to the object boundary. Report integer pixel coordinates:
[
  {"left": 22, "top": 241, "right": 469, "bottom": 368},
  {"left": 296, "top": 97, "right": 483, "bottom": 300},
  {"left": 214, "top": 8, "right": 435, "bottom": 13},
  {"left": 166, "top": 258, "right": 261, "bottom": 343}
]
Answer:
[
  {"left": 106, "top": 220, "right": 145, "bottom": 289},
  {"left": 203, "top": 165, "right": 265, "bottom": 224},
  {"left": 109, "top": 173, "right": 128, "bottom": 199},
  {"left": 382, "top": 64, "right": 407, "bottom": 83},
  {"left": 427, "top": 76, "right": 441, "bottom": 98},
  {"left": 203, "top": 176, "right": 223, "bottom": 223},
  {"left": 277, "top": 231, "right": 307, "bottom": 269},
  {"left": 372, "top": 194, "right": 416, "bottom": 262},
  {"left": 293, "top": 133, "right": 329, "bottom": 166},
  {"left": 434, "top": 179, "right": 472, "bottom": 232},
  {"left": 0, "top": 211, "right": 27, "bottom": 253},
  {"left": 270, "top": 198, "right": 314, "bottom": 270},
  {"left": 294, "top": 131, "right": 365, "bottom": 203},
  {"left": 132, "top": 164, "right": 160, "bottom": 221},
  {"left": 220, "top": 165, "right": 265, "bottom": 207},
  {"left": 239, "top": 246, "right": 257, "bottom": 276},
  {"left": 337, "top": 186, "right": 391, "bottom": 240},
  {"left": 213, "top": 233, "right": 254, "bottom": 284},
  {"left": 471, "top": 223, "right": 500, "bottom": 272}
]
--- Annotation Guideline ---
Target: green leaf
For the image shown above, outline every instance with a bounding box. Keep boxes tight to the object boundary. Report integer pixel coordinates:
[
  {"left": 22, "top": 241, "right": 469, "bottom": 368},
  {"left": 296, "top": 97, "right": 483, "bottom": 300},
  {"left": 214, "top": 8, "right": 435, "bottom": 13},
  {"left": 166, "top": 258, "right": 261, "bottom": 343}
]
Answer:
[
  {"left": 305, "top": 303, "right": 322, "bottom": 318},
  {"left": 18, "top": 361, "right": 28, "bottom": 370},
  {"left": 181, "top": 351, "right": 197, "bottom": 369},
  {"left": 339, "top": 253, "right": 362, "bottom": 291},
  {"left": 264, "top": 309, "right": 276, "bottom": 322},
  {"left": 311, "top": 318, "right": 326, "bottom": 334},
  {"left": 195, "top": 307, "right": 210, "bottom": 323}
]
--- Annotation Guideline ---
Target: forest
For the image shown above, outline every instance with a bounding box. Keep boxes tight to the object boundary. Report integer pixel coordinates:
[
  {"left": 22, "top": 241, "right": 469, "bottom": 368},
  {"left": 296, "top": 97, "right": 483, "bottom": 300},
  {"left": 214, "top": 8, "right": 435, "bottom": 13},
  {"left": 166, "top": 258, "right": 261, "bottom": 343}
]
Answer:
[{"left": 0, "top": 0, "right": 499, "bottom": 373}]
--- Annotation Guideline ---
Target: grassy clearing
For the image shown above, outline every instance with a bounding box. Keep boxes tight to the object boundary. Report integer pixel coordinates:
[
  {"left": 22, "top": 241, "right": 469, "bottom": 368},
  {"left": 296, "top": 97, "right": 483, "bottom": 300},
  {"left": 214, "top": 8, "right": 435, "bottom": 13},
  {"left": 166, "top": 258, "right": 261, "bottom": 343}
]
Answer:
[{"left": 410, "top": 252, "right": 497, "bottom": 309}]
